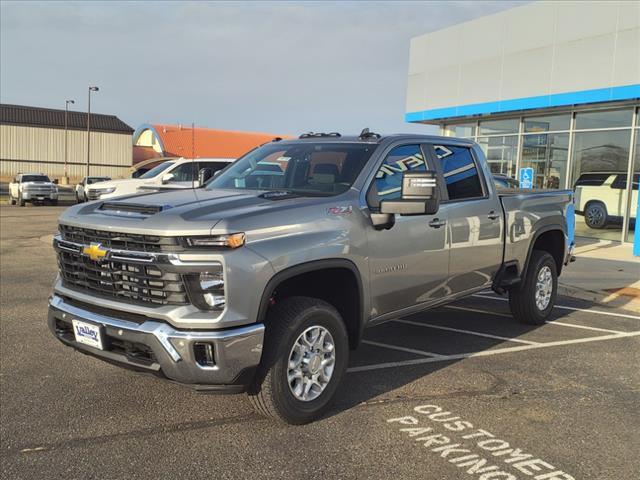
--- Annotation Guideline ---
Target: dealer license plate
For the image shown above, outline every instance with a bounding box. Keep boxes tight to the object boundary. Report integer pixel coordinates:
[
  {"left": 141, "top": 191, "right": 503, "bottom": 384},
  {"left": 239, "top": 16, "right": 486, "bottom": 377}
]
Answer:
[{"left": 72, "top": 319, "right": 104, "bottom": 350}]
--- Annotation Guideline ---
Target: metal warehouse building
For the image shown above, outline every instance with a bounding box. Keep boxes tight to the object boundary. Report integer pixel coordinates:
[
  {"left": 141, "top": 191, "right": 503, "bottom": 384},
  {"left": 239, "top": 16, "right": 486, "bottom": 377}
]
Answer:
[
  {"left": 0, "top": 104, "right": 134, "bottom": 182},
  {"left": 406, "top": 0, "right": 639, "bottom": 243}
]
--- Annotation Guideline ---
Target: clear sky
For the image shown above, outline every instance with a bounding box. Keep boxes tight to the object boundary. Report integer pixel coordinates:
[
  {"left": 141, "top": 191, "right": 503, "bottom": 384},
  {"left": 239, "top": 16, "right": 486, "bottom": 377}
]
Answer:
[{"left": 1, "top": 1, "right": 525, "bottom": 136}]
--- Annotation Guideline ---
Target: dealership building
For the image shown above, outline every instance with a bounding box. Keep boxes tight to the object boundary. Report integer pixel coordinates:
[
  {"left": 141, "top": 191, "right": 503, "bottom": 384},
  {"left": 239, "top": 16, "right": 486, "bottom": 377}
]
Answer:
[
  {"left": 0, "top": 104, "right": 134, "bottom": 182},
  {"left": 406, "top": 0, "right": 639, "bottom": 243}
]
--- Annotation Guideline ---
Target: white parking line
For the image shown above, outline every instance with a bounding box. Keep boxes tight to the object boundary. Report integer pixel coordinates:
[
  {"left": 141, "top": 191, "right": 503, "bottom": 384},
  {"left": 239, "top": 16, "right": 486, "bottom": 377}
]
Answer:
[
  {"left": 545, "top": 320, "right": 626, "bottom": 334},
  {"left": 472, "top": 294, "right": 640, "bottom": 320},
  {"left": 450, "top": 304, "right": 627, "bottom": 334},
  {"left": 444, "top": 305, "right": 513, "bottom": 318},
  {"left": 348, "top": 331, "right": 640, "bottom": 373},
  {"left": 393, "top": 319, "right": 541, "bottom": 345},
  {"left": 362, "top": 340, "right": 445, "bottom": 358}
]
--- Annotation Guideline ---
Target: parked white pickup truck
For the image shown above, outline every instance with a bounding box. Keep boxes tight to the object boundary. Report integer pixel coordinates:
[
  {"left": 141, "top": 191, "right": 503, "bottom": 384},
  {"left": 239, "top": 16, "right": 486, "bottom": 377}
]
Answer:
[
  {"left": 9, "top": 173, "right": 58, "bottom": 206},
  {"left": 86, "top": 158, "right": 234, "bottom": 201},
  {"left": 75, "top": 176, "right": 111, "bottom": 202},
  {"left": 574, "top": 172, "right": 639, "bottom": 229}
]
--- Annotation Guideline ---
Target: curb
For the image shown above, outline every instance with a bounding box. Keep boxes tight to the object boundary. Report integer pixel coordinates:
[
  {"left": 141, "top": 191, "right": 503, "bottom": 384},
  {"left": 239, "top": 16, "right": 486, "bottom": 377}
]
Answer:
[{"left": 558, "top": 283, "right": 640, "bottom": 314}]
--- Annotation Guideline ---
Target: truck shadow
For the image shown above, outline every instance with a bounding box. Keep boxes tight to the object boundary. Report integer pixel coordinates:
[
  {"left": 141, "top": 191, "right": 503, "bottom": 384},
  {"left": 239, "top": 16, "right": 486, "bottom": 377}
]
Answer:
[{"left": 328, "top": 295, "right": 606, "bottom": 419}]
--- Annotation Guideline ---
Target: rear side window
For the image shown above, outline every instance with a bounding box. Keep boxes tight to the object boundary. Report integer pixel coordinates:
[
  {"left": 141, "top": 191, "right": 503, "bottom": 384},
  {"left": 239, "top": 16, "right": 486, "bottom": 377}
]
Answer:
[
  {"left": 574, "top": 173, "right": 611, "bottom": 187},
  {"left": 372, "top": 144, "right": 426, "bottom": 203},
  {"left": 432, "top": 145, "right": 484, "bottom": 200}
]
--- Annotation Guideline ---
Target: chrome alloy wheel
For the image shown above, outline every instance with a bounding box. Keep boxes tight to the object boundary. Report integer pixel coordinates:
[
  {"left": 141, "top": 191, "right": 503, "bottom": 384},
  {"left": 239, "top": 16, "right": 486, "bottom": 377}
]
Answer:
[
  {"left": 287, "top": 326, "right": 336, "bottom": 402},
  {"left": 535, "top": 265, "right": 553, "bottom": 311}
]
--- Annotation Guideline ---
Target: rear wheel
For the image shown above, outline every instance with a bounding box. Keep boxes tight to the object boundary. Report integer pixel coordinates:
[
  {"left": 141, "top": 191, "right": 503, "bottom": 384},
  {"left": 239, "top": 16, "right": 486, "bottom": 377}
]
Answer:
[
  {"left": 509, "top": 250, "right": 557, "bottom": 325},
  {"left": 584, "top": 202, "right": 607, "bottom": 229},
  {"left": 248, "top": 296, "right": 348, "bottom": 425},
  {"left": 18, "top": 192, "right": 25, "bottom": 207}
]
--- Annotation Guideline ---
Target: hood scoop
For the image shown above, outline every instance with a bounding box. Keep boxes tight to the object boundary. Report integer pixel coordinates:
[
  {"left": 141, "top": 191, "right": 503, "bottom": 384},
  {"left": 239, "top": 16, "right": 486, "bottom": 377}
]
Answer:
[
  {"left": 259, "top": 191, "right": 299, "bottom": 200},
  {"left": 99, "top": 202, "right": 169, "bottom": 216}
]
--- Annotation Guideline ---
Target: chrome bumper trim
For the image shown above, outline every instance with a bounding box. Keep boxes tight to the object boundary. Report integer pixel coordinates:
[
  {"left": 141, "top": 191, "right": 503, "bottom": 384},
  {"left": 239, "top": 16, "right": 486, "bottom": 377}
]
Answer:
[{"left": 48, "top": 295, "right": 264, "bottom": 386}]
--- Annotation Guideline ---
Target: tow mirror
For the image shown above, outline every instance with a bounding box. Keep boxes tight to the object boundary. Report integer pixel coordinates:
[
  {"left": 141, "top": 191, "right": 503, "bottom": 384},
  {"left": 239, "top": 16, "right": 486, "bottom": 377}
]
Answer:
[
  {"left": 161, "top": 173, "right": 175, "bottom": 184},
  {"left": 198, "top": 168, "right": 213, "bottom": 186},
  {"left": 375, "top": 171, "right": 439, "bottom": 228}
]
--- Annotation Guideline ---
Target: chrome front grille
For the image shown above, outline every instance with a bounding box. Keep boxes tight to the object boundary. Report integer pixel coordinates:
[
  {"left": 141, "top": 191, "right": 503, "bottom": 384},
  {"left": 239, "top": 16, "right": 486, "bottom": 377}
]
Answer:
[
  {"left": 59, "top": 224, "right": 182, "bottom": 253},
  {"left": 56, "top": 248, "right": 188, "bottom": 306},
  {"left": 26, "top": 187, "right": 54, "bottom": 194},
  {"left": 55, "top": 227, "right": 188, "bottom": 306}
]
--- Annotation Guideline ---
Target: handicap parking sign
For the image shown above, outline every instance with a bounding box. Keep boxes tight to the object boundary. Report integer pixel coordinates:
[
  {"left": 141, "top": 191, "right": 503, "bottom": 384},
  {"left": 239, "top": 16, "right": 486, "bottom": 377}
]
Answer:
[{"left": 519, "top": 167, "right": 534, "bottom": 189}]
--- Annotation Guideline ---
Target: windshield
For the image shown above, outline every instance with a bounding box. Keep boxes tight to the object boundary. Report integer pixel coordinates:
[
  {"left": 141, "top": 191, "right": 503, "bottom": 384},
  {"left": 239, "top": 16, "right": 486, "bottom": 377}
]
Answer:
[
  {"left": 207, "top": 142, "right": 375, "bottom": 196},
  {"left": 87, "top": 177, "right": 110, "bottom": 185},
  {"left": 139, "top": 162, "right": 175, "bottom": 179},
  {"left": 22, "top": 175, "right": 50, "bottom": 183}
]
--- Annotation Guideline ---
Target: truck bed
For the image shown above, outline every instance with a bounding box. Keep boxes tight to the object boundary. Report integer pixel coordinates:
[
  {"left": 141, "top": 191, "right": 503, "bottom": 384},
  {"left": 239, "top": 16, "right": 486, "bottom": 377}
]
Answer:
[{"left": 498, "top": 189, "right": 574, "bottom": 274}]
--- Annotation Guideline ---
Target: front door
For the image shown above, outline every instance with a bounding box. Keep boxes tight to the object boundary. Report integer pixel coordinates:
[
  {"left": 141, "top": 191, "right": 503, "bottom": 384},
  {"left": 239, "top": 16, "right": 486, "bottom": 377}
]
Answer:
[
  {"left": 428, "top": 143, "right": 503, "bottom": 294},
  {"left": 366, "top": 143, "right": 450, "bottom": 319}
]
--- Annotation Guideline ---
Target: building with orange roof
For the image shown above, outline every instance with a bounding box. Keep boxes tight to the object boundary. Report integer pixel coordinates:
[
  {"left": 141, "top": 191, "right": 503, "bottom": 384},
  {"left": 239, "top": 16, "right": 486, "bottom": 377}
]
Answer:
[{"left": 133, "top": 124, "right": 286, "bottom": 166}]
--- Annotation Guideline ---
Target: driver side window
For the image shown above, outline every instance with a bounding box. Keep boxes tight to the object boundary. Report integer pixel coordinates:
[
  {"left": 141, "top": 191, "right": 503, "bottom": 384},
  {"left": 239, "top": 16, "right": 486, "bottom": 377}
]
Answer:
[
  {"left": 168, "top": 163, "right": 195, "bottom": 182},
  {"left": 369, "top": 144, "right": 426, "bottom": 207}
]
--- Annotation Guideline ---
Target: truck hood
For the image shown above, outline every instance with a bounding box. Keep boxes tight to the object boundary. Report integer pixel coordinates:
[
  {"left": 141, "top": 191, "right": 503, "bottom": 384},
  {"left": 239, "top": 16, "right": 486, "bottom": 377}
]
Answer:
[
  {"left": 59, "top": 188, "right": 328, "bottom": 236},
  {"left": 88, "top": 178, "right": 153, "bottom": 192}
]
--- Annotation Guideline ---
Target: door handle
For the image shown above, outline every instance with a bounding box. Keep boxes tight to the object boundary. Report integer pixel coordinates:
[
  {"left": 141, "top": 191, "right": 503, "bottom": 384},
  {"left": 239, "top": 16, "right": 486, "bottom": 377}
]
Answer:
[
  {"left": 487, "top": 211, "right": 500, "bottom": 220},
  {"left": 429, "top": 218, "right": 446, "bottom": 228}
]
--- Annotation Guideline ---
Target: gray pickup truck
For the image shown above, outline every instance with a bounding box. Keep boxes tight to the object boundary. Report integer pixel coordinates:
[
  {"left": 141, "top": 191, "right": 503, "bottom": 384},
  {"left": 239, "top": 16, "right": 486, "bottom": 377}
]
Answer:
[{"left": 49, "top": 131, "right": 575, "bottom": 424}]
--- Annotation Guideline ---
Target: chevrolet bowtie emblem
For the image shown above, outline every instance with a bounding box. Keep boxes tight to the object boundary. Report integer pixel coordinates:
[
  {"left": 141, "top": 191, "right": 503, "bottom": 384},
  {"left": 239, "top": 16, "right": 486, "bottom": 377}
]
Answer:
[{"left": 83, "top": 243, "right": 108, "bottom": 262}]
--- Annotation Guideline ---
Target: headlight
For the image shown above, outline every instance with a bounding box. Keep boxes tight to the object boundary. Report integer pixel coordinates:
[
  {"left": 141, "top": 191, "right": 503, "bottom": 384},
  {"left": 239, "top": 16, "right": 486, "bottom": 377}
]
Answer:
[
  {"left": 184, "top": 233, "right": 245, "bottom": 249},
  {"left": 185, "top": 264, "right": 226, "bottom": 311},
  {"left": 91, "top": 187, "right": 116, "bottom": 196}
]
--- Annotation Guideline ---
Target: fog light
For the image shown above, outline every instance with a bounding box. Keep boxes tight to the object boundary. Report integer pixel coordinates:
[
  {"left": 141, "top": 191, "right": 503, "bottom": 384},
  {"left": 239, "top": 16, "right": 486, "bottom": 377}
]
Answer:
[{"left": 194, "top": 342, "right": 215, "bottom": 368}]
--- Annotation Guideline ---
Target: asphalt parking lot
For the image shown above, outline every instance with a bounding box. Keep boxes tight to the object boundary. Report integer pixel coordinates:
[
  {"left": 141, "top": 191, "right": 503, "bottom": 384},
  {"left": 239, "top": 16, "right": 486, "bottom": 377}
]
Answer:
[{"left": 1, "top": 205, "right": 639, "bottom": 480}]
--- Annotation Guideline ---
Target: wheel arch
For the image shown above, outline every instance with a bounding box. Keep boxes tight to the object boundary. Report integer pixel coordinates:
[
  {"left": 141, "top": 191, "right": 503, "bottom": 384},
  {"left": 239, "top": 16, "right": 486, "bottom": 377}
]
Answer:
[
  {"left": 522, "top": 227, "right": 566, "bottom": 280},
  {"left": 257, "top": 259, "right": 365, "bottom": 349}
]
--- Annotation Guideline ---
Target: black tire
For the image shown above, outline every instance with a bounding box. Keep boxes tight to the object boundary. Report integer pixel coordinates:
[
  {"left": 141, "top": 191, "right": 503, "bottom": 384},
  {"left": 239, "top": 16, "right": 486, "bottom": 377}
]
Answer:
[
  {"left": 584, "top": 202, "right": 607, "bottom": 229},
  {"left": 51, "top": 199, "right": 58, "bottom": 206},
  {"left": 509, "top": 250, "right": 557, "bottom": 325},
  {"left": 247, "top": 296, "right": 348, "bottom": 425},
  {"left": 76, "top": 193, "right": 82, "bottom": 203},
  {"left": 18, "top": 193, "right": 25, "bottom": 207}
]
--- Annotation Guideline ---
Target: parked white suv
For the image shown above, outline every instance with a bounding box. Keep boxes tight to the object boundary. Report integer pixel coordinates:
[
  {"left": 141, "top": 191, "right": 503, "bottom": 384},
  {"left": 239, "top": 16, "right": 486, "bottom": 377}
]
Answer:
[
  {"left": 86, "top": 158, "right": 234, "bottom": 201},
  {"left": 75, "top": 176, "right": 111, "bottom": 202},
  {"left": 9, "top": 173, "right": 58, "bottom": 206},
  {"left": 574, "top": 172, "right": 639, "bottom": 229}
]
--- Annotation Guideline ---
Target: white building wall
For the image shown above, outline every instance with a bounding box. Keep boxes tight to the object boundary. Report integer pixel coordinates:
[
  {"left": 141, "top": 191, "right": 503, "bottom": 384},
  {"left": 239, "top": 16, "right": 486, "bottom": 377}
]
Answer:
[{"left": 406, "top": 1, "right": 640, "bottom": 116}]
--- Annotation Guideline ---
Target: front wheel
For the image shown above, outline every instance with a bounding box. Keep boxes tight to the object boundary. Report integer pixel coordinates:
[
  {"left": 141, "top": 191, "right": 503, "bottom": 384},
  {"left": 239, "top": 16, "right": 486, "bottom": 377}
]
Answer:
[
  {"left": 248, "top": 297, "right": 348, "bottom": 425},
  {"left": 509, "top": 250, "right": 557, "bottom": 325}
]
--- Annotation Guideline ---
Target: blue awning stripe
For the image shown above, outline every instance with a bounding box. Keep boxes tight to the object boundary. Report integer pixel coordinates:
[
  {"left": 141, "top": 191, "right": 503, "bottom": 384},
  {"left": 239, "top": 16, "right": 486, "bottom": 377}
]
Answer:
[{"left": 405, "top": 84, "right": 640, "bottom": 123}]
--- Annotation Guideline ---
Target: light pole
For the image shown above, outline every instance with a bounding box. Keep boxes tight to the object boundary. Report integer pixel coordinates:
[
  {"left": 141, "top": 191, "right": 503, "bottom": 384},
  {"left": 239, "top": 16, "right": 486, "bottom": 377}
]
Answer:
[
  {"left": 86, "top": 86, "right": 99, "bottom": 177},
  {"left": 64, "top": 99, "right": 75, "bottom": 184}
]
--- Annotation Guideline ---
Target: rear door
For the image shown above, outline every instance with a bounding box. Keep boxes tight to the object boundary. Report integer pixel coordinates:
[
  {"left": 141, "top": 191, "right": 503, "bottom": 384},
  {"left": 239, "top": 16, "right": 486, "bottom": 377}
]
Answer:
[
  {"left": 366, "top": 143, "right": 450, "bottom": 318},
  {"left": 427, "top": 143, "right": 503, "bottom": 294}
]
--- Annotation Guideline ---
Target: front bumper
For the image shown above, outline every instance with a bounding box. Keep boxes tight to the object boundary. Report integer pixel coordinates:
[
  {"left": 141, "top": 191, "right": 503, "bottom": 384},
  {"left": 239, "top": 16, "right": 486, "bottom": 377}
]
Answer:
[{"left": 48, "top": 295, "right": 264, "bottom": 392}]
